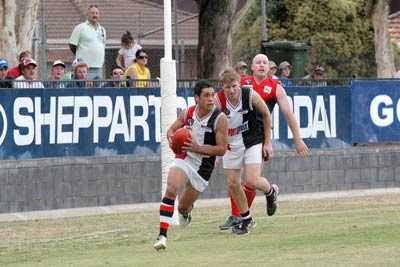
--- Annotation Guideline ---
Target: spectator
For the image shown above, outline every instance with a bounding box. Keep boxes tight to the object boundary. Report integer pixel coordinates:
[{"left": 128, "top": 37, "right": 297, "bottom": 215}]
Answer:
[
  {"left": 268, "top": 60, "right": 279, "bottom": 79},
  {"left": 279, "top": 61, "right": 293, "bottom": 87},
  {"left": 116, "top": 31, "right": 142, "bottom": 71},
  {"left": 304, "top": 65, "right": 327, "bottom": 86},
  {"left": 234, "top": 61, "right": 248, "bottom": 77},
  {"left": 124, "top": 49, "right": 151, "bottom": 88},
  {"left": 7, "top": 51, "right": 32, "bottom": 79},
  {"left": 71, "top": 61, "right": 92, "bottom": 88},
  {"left": 103, "top": 67, "right": 125, "bottom": 88},
  {"left": 13, "top": 58, "right": 44, "bottom": 88},
  {"left": 69, "top": 5, "right": 106, "bottom": 80},
  {"left": 0, "top": 59, "right": 12, "bottom": 88},
  {"left": 45, "top": 60, "right": 66, "bottom": 88}
]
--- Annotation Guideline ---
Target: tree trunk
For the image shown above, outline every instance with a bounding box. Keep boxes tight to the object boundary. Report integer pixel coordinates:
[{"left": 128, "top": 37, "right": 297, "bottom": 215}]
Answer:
[
  {"left": 196, "top": 0, "right": 238, "bottom": 79},
  {"left": 372, "top": 0, "right": 395, "bottom": 78},
  {"left": 0, "top": 0, "right": 39, "bottom": 66}
]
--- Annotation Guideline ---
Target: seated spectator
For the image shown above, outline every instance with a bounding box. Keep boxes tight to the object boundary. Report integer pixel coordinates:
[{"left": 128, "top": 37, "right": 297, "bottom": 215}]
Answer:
[
  {"left": 279, "top": 61, "right": 293, "bottom": 87},
  {"left": 234, "top": 61, "right": 248, "bottom": 77},
  {"left": 70, "top": 61, "right": 92, "bottom": 88},
  {"left": 13, "top": 58, "right": 44, "bottom": 88},
  {"left": 304, "top": 65, "right": 327, "bottom": 87},
  {"left": 103, "top": 67, "right": 125, "bottom": 88},
  {"left": 116, "top": 31, "right": 142, "bottom": 71},
  {"left": 45, "top": 60, "right": 66, "bottom": 88},
  {"left": 0, "top": 59, "right": 12, "bottom": 88},
  {"left": 124, "top": 49, "right": 151, "bottom": 88},
  {"left": 8, "top": 51, "right": 32, "bottom": 79},
  {"left": 268, "top": 60, "right": 279, "bottom": 79}
]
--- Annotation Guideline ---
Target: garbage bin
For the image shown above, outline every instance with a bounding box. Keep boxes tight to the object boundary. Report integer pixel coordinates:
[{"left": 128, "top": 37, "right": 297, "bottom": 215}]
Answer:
[{"left": 261, "top": 40, "right": 309, "bottom": 78}]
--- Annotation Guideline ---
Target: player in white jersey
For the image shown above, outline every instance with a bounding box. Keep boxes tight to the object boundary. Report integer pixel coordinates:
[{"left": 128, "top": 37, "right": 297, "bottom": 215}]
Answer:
[
  {"left": 215, "top": 68, "right": 275, "bottom": 235},
  {"left": 154, "top": 80, "right": 228, "bottom": 250}
]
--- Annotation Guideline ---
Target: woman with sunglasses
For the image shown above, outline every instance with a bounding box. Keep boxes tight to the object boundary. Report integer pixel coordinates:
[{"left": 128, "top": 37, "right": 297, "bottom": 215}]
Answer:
[{"left": 124, "top": 49, "right": 150, "bottom": 88}]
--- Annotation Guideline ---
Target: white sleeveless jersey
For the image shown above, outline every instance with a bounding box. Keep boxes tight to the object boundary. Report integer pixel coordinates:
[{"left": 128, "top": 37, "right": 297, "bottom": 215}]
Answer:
[
  {"left": 216, "top": 87, "right": 263, "bottom": 150},
  {"left": 176, "top": 105, "right": 223, "bottom": 181}
]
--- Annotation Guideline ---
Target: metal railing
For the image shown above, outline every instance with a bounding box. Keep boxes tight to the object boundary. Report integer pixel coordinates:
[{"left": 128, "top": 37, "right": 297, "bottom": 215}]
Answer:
[{"left": 2, "top": 78, "right": 397, "bottom": 89}]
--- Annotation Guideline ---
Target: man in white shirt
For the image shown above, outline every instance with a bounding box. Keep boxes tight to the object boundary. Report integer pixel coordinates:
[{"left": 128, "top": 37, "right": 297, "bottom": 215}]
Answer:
[{"left": 69, "top": 5, "right": 106, "bottom": 80}]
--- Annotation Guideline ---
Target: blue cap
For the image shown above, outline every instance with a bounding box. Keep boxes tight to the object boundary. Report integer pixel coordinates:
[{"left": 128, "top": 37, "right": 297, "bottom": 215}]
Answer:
[{"left": 0, "top": 59, "right": 8, "bottom": 69}]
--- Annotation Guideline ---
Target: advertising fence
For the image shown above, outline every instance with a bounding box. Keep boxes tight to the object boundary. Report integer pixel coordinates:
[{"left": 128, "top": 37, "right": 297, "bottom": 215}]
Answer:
[{"left": 0, "top": 80, "right": 398, "bottom": 160}]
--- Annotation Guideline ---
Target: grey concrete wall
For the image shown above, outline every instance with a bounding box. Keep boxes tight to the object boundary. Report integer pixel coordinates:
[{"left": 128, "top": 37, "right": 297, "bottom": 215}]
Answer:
[
  {"left": 0, "top": 155, "right": 161, "bottom": 213},
  {"left": 1, "top": 145, "right": 400, "bottom": 213}
]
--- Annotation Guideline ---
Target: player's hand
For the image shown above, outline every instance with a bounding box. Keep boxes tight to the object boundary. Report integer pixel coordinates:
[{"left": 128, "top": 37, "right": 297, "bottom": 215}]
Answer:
[
  {"left": 263, "top": 141, "right": 273, "bottom": 161},
  {"left": 294, "top": 138, "right": 310, "bottom": 157},
  {"left": 182, "top": 137, "right": 200, "bottom": 153}
]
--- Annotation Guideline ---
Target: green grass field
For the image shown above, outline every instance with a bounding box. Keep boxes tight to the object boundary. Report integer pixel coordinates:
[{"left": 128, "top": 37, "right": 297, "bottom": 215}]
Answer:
[{"left": 0, "top": 194, "right": 399, "bottom": 267}]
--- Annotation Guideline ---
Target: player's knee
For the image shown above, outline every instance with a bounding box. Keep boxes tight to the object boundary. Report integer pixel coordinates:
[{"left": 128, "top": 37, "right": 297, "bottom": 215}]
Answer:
[{"left": 227, "top": 177, "right": 241, "bottom": 191}]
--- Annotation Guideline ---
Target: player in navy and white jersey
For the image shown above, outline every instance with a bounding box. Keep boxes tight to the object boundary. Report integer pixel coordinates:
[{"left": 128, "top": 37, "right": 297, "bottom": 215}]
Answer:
[
  {"left": 215, "top": 68, "right": 274, "bottom": 235},
  {"left": 154, "top": 80, "right": 228, "bottom": 250},
  {"left": 220, "top": 54, "right": 310, "bottom": 231}
]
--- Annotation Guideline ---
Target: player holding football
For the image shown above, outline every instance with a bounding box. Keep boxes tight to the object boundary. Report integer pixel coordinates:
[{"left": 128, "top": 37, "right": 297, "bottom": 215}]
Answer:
[
  {"left": 219, "top": 54, "right": 310, "bottom": 230},
  {"left": 215, "top": 68, "right": 274, "bottom": 234},
  {"left": 154, "top": 80, "right": 229, "bottom": 250}
]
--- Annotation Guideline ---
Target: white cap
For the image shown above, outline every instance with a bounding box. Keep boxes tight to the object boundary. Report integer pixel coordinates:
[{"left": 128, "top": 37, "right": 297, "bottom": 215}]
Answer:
[{"left": 52, "top": 59, "right": 65, "bottom": 68}]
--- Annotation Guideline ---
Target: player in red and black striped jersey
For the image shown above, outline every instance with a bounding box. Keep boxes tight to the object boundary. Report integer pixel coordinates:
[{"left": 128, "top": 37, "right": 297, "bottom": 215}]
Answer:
[
  {"left": 154, "top": 80, "right": 228, "bottom": 251},
  {"left": 219, "top": 54, "right": 310, "bottom": 230}
]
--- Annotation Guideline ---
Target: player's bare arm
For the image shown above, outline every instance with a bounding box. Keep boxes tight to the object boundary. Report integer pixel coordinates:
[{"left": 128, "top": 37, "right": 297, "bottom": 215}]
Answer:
[
  {"left": 251, "top": 91, "right": 273, "bottom": 160},
  {"left": 166, "top": 110, "right": 185, "bottom": 145},
  {"left": 183, "top": 113, "right": 228, "bottom": 156},
  {"left": 276, "top": 84, "right": 310, "bottom": 156}
]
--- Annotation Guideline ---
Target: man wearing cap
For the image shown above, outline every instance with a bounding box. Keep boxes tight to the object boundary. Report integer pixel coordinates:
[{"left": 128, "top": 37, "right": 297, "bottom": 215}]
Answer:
[
  {"left": 304, "top": 65, "right": 327, "bottom": 86},
  {"left": 279, "top": 61, "right": 293, "bottom": 87},
  {"left": 234, "top": 61, "right": 248, "bottom": 77},
  {"left": 45, "top": 60, "right": 66, "bottom": 88},
  {"left": 13, "top": 59, "right": 44, "bottom": 88},
  {"left": 69, "top": 5, "right": 106, "bottom": 80},
  {"left": 267, "top": 61, "right": 279, "bottom": 80},
  {"left": 0, "top": 59, "right": 12, "bottom": 88},
  {"left": 8, "top": 51, "right": 32, "bottom": 79}
]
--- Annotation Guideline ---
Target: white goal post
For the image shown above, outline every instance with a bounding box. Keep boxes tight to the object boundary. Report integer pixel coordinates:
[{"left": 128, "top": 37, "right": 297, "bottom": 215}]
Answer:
[{"left": 161, "top": 0, "right": 179, "bottom": 224}]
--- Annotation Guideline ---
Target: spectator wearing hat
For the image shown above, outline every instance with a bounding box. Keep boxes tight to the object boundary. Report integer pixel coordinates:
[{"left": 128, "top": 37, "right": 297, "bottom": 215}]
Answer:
[
  {"left": 7, "top": 51, "right": 32, "bottom": 79},
  {"left": 45, "top": 60, "right": 66, "bottom": 88},
  {"left": 279, "top": 61, "right": 293, "bottom": 87},
  {"left": 234, "top": 61, "right": 248, "bottom": 77},
  {"left": 268, "top": 60, "right": 279, "bottom": 80},
  {"left": 69, "top": 5, "right": 106, "bottom": 80},
  {"left": 0, "top": 59, "right": 12, "bottom": 88},
  {"left": 13, "top": 58, "right": 44, "bottom": 88},
  {"left": 304, "top": 65, "right": 327, "bottom": 87}
]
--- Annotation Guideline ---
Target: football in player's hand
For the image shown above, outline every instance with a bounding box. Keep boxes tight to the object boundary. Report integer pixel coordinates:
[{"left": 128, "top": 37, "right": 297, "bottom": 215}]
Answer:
[{"left": 171, "top": 128, "right": 191, "bottom": 154}]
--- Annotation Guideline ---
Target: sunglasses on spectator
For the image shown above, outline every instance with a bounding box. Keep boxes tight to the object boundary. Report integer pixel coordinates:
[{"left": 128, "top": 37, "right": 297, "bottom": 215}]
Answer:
[
  {"left": 113, "top": 71, "right": 123, "bottom": 75},
  {"left": 137, "top": 55, "right": 148, "bottom": 59}
]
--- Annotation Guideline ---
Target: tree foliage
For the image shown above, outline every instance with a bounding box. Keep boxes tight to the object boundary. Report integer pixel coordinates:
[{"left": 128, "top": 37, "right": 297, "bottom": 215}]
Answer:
[
  {"left": 233, "top": 0, "right": 377, "bottom": 78},
  {"left": 0, "top": 0, "right": 40, "bottom": 66}
]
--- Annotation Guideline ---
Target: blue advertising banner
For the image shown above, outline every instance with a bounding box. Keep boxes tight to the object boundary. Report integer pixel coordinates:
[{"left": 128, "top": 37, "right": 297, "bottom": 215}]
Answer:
[
  {"left": 274, "top": 86, "right": 351, "bottom": 150},
  {"left": 0, "top": 85, "right": 352, "bottom": 160},
  {"left": 0, "top": 88, "right": 195, "bottom": 160},
  {"left": 351, "top": 80, "right": 400, "bottom": 143}
]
